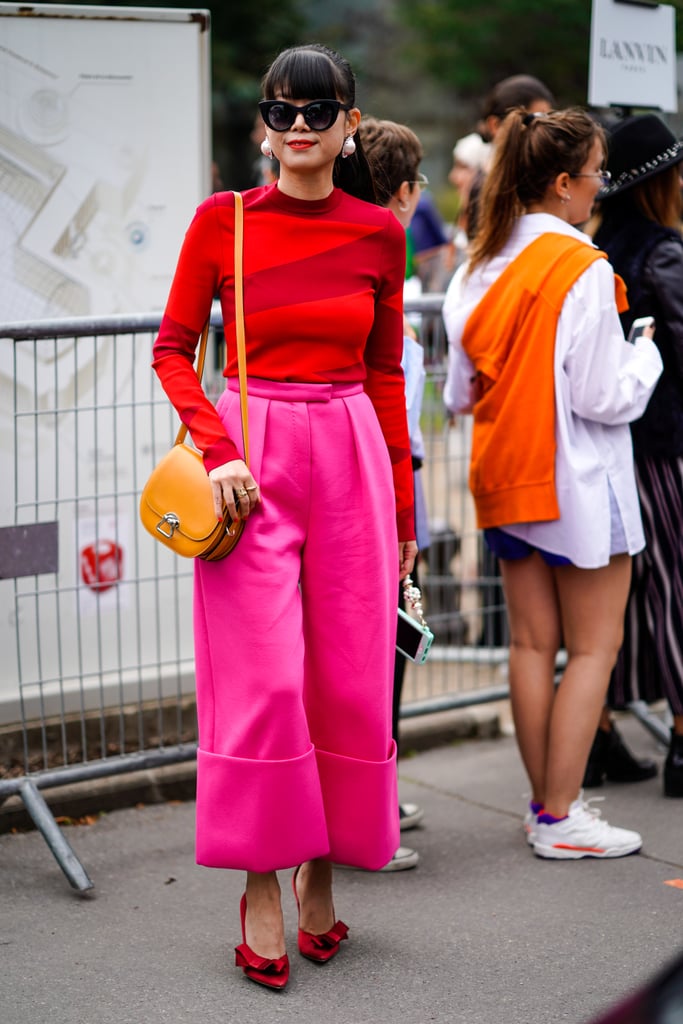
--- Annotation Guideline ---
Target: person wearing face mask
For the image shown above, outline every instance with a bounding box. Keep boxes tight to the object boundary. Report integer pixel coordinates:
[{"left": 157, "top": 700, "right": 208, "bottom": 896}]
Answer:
[
  {"left": 442, "top": 107, "right": 662, "bottom": 860},
  {"left": 152, "top": 44, "right": 417, "bottom": 990}
]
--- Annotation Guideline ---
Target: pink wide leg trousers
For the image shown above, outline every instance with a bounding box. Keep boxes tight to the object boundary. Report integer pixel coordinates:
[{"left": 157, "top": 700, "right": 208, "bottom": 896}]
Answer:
[{"left": 193, "top": 379, "right": 400, "bottom": 872}]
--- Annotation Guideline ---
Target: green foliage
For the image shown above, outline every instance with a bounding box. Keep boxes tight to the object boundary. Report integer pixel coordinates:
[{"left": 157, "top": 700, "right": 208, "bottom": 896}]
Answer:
[
  {"left": 37, "top": 0, "right": 307, "bottom": 98},
  {"left": 395, "top": 0, "right": 683, "bottom": 107},
  {"left": 35, "top": 0, "right": 683, "bottom": 185},
  {"left": 209, "top": 3, "right": 308, "bottom": 94},
  {"left": 395, "top": 0, "right": 590, "bottom": 103}
]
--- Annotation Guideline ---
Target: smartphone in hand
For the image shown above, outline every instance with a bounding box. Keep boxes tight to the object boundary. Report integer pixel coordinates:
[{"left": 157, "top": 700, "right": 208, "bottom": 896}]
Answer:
[
  {"left": 626, "top": 316, "right": 655, "bottom": 344},
  {"left": 396, "top": 607, "right": 434, "bottom": 664}
]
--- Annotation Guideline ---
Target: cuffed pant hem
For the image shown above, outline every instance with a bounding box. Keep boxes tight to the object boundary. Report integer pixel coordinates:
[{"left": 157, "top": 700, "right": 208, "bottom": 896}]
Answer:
[
  {"left": 195, "top": 745, "right": 330, "bottom": 871},
  {"left": 316, "top": 741, "right": 399, "bottom": 870}
]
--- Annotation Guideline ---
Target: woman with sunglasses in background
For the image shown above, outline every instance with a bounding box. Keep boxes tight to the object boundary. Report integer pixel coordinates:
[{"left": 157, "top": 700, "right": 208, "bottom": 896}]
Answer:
[
  {"left": 152, "top": 44, "right": 416, "bottom": 990},
  {"left": 442, "top": 108, "right": 662, "bottom": 861}
]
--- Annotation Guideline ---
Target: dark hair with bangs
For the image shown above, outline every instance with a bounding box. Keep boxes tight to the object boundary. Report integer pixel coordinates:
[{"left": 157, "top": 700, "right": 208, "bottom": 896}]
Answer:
[
  {"left": 262, "top": 44, "right": 353, "bottom": 105},
  {"left": 468, "top": 107, "right": 604, "bottom": 272},
  {"left": 261, "top": 44, "right": 376, "bottom": 203}
]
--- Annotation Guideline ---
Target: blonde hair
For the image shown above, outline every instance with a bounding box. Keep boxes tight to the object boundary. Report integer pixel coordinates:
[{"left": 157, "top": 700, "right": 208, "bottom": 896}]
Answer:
[{"left": 468, "top": 107, "right": 605, "bottom": 273}]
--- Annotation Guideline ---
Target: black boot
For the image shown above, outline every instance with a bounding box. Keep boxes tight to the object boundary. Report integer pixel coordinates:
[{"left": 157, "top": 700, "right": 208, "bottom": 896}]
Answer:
[
  {"left": 583, "top": 727, "right": 611, "bottom": 787},
  {"left": 583, "top": 724, "right": 658, "bottom": 788},
  {"left": 664, "top": 730, "right": 683, "bottom": 798},
  {"left": 604, "top": 724, "right": 658, "bottom": 782}
]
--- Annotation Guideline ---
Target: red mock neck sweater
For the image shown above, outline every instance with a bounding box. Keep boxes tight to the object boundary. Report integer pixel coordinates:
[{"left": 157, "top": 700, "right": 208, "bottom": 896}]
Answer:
[{"left": 153, "top": 184, "right": 415, "bottom": 540}]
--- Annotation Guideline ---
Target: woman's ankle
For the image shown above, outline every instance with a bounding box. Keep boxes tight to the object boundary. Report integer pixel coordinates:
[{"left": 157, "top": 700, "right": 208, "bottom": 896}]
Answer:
[
  {"left": 243, "top": 872, "right": 285, "bottom": 958},
  {"left": 295, "top": 860, "right": 335, "bottom": 934},
  {"left": 299, "top": 858, "right": 332, "bottom": 890}
]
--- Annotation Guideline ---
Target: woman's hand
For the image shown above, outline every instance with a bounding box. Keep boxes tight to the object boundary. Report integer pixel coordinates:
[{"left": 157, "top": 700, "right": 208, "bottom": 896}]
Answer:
[
  {"left": 399, "top": 540, "right": 418, "bottom": 581},
  {"left": 208, "top": 459, "right": 261, "bottom": 523}
]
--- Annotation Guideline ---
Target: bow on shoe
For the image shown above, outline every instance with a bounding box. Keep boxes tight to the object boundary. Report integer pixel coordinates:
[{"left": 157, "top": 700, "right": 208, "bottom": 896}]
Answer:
[
  {"left": 304, "top": 920, "right": 349, "bottom": 951},
  {"left": 297, "top": 919, "right": 349, "bottom": 962},
  {"left": 235, "top": 944, "right": 290, "bottom": 989},
  {"left": 235, "top": 943, "right": 289, "bottom": 974},
  {"left": 292, "top": 866, "right": 349, "bottom": 964},
  {"left": 235, "top": 893, "right": 289, "bottom": 990}
]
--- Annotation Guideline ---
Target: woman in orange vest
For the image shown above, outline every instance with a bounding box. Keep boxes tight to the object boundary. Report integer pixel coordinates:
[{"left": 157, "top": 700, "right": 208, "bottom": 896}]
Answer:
[{"left": 443, "top": 108, "right": 662, "bottom": 860}]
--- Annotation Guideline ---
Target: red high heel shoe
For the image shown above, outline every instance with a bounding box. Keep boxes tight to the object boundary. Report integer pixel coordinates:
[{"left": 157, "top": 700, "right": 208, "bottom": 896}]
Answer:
[
  {"left": 292, "top": 865, "right": 349, "bottom": 963},
  {"left": 234, "top": 893, "right": 289, "bottom": 990}
]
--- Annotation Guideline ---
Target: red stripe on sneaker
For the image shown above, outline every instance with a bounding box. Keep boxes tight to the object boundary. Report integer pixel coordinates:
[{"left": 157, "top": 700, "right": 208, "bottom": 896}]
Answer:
[{"left": 553, "top": 844, "right": 606, "bottom": 853}]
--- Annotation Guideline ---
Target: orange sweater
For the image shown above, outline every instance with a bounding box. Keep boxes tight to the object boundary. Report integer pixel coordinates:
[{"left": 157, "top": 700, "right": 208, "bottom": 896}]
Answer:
[{"left": 462, "top": 233, "right": 628, "bottom": 529}]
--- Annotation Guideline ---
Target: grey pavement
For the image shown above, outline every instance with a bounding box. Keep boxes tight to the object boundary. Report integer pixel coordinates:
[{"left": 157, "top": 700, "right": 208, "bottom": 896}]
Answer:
[{"left": 1, "top": 713, "right": 681, "bottom": 1024}]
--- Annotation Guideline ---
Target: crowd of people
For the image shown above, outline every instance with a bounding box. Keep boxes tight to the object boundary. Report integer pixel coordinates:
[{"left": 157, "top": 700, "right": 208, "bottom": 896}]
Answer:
[{"left": 153, "top": 41, "right": 682, "bottom": 992}]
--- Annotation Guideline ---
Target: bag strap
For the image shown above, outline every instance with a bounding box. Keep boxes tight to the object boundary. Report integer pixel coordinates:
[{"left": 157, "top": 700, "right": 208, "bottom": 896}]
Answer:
[{"left": 174, "top": 190, "right": 249, "bottom": 464}]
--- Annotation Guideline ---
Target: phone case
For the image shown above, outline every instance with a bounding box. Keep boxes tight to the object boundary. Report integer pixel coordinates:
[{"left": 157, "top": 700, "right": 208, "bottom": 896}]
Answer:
[
  {"left": 626, "top": 316, "right": 654, "bottom": 344},
  {"left": 396, "top": 606, "right": 434, "bottom": 664}
]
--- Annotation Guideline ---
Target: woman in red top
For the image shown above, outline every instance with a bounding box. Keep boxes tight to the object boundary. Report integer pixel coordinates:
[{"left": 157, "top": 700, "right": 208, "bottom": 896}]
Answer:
[{"left": 152, "top": 44, "right": 417, "bottom": 990}]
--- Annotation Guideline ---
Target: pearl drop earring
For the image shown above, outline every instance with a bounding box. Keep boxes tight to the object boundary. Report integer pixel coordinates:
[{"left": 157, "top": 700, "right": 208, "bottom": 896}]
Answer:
[
  {"left": 260, "top": 138, "right": 273, "bottom": 159},
  {"left": 341, "top": 135, "right": 356, "bottom": 159}
]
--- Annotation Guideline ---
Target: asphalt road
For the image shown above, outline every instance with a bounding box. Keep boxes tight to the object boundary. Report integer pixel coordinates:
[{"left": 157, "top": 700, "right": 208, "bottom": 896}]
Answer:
[{"left": 1, "top": 714, "right": 681, "bottom": 1024}]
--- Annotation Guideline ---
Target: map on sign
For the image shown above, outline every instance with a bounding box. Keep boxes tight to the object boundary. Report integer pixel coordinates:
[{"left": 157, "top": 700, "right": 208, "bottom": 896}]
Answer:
[{"left": 0, "top": 7, "right": 210, "bottom": 320}]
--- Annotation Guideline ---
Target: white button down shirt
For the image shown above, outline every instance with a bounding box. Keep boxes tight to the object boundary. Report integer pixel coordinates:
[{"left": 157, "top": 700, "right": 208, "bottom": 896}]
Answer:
[{"left": 442, "top": 213, "right": 663, "bottom": 569}]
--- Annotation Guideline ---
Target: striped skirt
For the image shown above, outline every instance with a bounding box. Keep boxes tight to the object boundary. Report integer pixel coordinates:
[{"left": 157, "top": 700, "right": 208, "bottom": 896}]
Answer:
[{"left": 609, "top": 453, "right": 683, "bottom": 714}]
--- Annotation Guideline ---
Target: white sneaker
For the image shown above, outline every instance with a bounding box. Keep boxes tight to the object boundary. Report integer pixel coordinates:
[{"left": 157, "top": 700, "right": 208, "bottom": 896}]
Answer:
[
  {"left": 334, "top": 845, "right": 419, "bottom": 872},
  {"left": 378, "top": 846, "right": 419, "bottom": 871},
  {"left": 533, "top": 795, "right": 642, "bottom": 860},
  {"left": 523, "top": 808, "right": 538, "bottom": 846},
  {"left": 399, "top": 803, "right": 425, "bottom": 831}
]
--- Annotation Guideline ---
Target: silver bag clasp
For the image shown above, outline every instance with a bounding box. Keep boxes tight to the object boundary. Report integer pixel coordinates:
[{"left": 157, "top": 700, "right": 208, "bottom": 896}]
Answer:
[{"left": 156, "top": 512, "right": 180, "bottom": 538}]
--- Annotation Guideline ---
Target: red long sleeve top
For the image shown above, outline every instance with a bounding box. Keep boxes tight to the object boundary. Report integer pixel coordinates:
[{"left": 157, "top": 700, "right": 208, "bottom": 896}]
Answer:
[{"left": 152, "top": 184, "right": 415, "bottom": 540}]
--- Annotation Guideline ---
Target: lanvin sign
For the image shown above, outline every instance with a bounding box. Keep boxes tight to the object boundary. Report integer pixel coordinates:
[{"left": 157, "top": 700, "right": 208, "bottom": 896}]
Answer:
[
  {"left": 589, "top": 0, "right": 677, "bottom": 112},
  {"left": 599, "top": 39, "right": 668, "bottom": 65}
]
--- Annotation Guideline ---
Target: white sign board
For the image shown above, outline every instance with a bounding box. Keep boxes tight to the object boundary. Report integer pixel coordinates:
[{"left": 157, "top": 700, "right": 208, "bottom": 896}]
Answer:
[
  {"left": 0, "top": 4, "right": 211, "bottom": 320},
  {"left": 0, "top": 5, "right": 211, "bottom": 726},
  {"left": 589, "top": 0, "right": 677, "bottom": 112}
]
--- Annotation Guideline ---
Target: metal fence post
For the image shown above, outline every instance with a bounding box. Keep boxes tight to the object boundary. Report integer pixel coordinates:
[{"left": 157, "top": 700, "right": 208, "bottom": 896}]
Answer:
[{"left": 18, "top": 778, "right": 94, "bottom": 892}]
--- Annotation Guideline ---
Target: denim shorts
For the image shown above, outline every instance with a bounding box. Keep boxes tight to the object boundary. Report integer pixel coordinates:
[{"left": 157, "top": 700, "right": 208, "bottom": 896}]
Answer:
[{"left": 483, "top": 528, "right": 573, "bottom": 567}]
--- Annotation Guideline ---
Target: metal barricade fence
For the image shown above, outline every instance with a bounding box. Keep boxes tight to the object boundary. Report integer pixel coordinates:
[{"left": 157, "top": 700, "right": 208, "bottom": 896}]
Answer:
[{"left": 0, "top": 298, "right": 509, "bottom": 890}]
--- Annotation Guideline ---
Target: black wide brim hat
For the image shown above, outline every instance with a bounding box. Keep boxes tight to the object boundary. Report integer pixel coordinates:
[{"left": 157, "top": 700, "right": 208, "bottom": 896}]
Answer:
[{"left": 599, "top": 113, "right": 683, "bottom": 198}]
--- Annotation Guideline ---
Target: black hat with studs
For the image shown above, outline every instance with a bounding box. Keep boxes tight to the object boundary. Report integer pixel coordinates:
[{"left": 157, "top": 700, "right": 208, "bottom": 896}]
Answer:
[{"left": 599, "top": 113, "right": 683, "bottom": 198}]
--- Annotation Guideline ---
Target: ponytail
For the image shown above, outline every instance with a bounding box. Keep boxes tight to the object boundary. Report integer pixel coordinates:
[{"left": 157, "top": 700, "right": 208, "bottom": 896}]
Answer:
[
  {"left": 468, "top": 107, "right": 604, "bottom": 273},
  {"left": 468, "top": 110, "right": 528, "bottom": 272}
]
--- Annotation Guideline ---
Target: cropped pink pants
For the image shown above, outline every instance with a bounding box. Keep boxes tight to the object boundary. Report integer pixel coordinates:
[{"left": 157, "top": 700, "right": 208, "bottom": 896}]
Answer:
[{"left": 193, "top": 379, "right": 400, "bottom": 872}]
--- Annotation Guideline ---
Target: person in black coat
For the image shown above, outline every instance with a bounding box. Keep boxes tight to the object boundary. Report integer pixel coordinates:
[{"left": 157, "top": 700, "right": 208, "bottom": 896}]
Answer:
[{"left": 592, "top": 114, "right": 683, "bottom": 797}]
